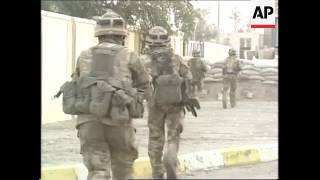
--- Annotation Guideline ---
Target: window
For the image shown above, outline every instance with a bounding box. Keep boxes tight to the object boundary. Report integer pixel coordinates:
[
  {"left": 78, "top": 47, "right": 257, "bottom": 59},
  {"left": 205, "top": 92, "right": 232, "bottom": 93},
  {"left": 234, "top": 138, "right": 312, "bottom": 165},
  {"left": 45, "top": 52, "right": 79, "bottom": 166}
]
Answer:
[{"left": 240, "top": 38, "right": 252, "bottom": 48}]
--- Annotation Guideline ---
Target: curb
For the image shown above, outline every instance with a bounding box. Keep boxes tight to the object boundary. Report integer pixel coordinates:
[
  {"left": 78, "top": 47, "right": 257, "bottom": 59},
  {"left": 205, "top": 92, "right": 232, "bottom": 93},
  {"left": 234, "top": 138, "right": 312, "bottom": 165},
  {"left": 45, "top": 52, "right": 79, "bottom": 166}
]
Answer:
[{"left": 41, "top": 143, "right": 277, "bottom": 180}]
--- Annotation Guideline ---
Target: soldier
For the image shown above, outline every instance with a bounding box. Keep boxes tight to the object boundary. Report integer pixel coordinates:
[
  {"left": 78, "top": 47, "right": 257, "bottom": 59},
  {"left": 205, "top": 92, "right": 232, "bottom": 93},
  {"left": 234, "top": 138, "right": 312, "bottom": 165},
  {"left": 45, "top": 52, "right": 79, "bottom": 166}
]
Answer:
[
  {"left": 69, "top": 10, "right": 150, "bottom": 180},
  {"left": 188, "top": 49, "right": 208, "bottom": 97},
  {"left": 222, "top": 48, "right": 241, "bottom": 109},
  {"left": 143, "top": 26, "right": 193, "bottom": 179}
]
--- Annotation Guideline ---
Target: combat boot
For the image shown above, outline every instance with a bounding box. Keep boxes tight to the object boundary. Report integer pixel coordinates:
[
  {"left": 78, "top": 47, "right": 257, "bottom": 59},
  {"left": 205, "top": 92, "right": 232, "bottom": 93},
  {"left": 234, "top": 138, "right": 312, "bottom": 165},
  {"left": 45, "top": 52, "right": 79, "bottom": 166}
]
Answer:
[{"left": 152, "top": 165, "right": 165, "bottom": 179}]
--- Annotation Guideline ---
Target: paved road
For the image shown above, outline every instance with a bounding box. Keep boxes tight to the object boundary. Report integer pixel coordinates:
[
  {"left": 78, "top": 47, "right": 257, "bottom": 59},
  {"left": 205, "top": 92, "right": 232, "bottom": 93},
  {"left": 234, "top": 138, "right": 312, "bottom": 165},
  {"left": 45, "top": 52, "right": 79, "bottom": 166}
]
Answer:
[
  {"left": 180, "top": 160, "right": 278, "bottom": 179},
  {"left": 42, "top": 100, "right": 278, "bottom": 167}
]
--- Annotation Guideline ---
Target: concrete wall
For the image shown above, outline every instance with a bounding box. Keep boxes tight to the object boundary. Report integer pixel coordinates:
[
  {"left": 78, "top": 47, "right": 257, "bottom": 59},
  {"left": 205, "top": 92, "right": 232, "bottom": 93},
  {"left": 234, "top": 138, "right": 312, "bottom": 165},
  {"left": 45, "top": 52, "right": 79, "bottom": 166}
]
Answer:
[
  {"left": 73, "top": 17, "right": 98, "bottom": 70},
  {"left": 203, "top": 42, "right": 230, "bottom": 63},
  {"left": 186, "top": 41, "right": 230, "bottom": 64},
  {"left": 41, "top": 11, "right": 74, "bottom": 124}
]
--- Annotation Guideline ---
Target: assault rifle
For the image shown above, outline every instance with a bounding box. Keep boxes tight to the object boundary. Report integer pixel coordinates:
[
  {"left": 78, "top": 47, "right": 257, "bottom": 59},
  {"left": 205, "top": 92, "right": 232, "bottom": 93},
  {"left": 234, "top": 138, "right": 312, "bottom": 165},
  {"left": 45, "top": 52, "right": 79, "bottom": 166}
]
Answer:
[{"left": 183, "top": 98, "right": 200, "bottom": 117}]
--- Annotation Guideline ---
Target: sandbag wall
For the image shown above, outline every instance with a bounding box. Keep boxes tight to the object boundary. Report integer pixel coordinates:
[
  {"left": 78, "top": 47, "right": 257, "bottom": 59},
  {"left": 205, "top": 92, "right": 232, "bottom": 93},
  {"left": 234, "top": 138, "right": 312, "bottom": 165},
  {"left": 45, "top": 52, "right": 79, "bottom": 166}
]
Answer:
[
  {"left": 202, "top": 59, "right": 278, "bottom": 101},
  {"left": 204, "top": 60, "right": 278, "bottom": 84}
]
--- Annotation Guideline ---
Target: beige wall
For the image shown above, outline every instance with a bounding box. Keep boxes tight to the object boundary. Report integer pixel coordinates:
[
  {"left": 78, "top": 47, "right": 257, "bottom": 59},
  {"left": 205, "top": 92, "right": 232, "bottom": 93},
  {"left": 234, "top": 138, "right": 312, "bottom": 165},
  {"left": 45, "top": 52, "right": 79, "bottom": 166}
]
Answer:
[
  {"left": 41, "top": 11, "right": 73, "bottom": 124},
  {"left": 203, "top": 42, "right": 230, "bottom": 63},
  {"left": 73, "top": 17, "right": 98, "bottom": 70},
  {"left": 187, "top": 41, "right": 230, "bottom": 64}
]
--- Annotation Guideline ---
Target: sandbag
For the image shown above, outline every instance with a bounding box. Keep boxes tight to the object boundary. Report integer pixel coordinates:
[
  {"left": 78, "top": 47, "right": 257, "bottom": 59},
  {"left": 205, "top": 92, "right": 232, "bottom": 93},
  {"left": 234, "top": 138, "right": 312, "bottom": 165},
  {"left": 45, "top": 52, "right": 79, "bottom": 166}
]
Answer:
[
  {"left": 261, "top": 72, "right": 278, "bottom": 76},
  {"left": 203, "top": 77, "right": 222, "bottom": 83},
  {"left": 205, "top": 74, "right": 215, "bottom": 78},
  {"left": 241, "top": 70, "right": 260, "bottom": 76},
  {"left": 249, "top": 79, "right": 263, "bottom": 83},
  {"left": 212, "top": 73, "right": 223, "bottom": 79},
  {"left": 241, "top": 65, "right": 261, "bottom": 72},
  {"left": 212, "top": 78, "right": 223, "bottom": 82},
  {"left": 260, "top": 68, "right": 278, "bottom": 74},
  {"left": 240, "top": 64, "right": 254, "bottom": 70},
  {"left": 208, "top": 68, "right": 223, "bottom": 74},
  {"left": 263, "top": 80, "right": 278, "bottom": 85},
  {"left": 264, "top": 75, "right": 278, "bottom": 81},
  {"left": 249, "top": 75, "right": 265, "bottom": 81}
]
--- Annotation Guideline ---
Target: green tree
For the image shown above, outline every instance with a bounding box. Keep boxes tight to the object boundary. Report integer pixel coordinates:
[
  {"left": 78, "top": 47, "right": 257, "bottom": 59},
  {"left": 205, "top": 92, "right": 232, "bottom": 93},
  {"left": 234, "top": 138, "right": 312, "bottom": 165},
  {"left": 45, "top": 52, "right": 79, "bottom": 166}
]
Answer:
[{"left": 194, "top": 8, "right": 218, "bottom": 41}]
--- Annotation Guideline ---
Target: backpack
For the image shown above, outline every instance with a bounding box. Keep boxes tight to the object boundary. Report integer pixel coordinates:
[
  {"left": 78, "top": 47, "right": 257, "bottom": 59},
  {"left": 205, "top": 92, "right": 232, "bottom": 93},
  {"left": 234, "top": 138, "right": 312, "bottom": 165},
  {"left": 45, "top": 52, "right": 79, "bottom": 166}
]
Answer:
[
  {"left": 150, "top": 48, "right": 183, "bottom": 105},
  {"left": 59, "top": 43, "right": 144, "bottom": 121}
]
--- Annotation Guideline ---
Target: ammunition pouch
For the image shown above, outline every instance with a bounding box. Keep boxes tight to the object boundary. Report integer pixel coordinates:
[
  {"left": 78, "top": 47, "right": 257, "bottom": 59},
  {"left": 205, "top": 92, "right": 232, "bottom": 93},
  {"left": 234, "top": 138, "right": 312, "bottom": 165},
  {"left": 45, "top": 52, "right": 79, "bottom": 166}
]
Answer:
[{"left": 89, "top": 81, "right": 115, "bottom": 117}]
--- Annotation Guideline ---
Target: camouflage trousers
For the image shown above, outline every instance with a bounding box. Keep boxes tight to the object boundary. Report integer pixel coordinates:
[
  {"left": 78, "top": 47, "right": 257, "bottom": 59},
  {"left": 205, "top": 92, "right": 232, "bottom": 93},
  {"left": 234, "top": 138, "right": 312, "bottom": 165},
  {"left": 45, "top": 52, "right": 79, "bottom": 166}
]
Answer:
[
  {"left": 222, "top": 75, "right": 238, "bottom": 108},
  {"left": 147, "top": 102, "right": 184, "bottom": 179},
  {"left": 191, "top": 80, "right": 204, "bottom": 96},
  {"left": 77, "top": 122, "right": 138, "bottom": 180}
]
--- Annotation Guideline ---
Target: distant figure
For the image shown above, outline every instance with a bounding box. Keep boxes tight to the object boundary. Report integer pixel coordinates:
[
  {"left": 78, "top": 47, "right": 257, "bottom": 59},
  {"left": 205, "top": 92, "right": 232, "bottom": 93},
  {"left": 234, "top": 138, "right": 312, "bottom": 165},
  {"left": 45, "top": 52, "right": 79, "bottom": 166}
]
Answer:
[
  {"left": 188, "top": 49, "right": 208, "bottom": 97},
  {"left": 222, "top": 48, "right": 241, "bottom": 108}
]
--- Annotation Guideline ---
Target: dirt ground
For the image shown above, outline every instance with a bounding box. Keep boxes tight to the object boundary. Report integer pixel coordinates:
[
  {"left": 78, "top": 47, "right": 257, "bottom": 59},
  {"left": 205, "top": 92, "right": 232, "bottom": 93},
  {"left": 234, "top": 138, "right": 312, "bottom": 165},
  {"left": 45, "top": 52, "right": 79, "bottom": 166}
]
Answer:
[{"left": 42, "top": 100, "right": 278, "bottom": 167}]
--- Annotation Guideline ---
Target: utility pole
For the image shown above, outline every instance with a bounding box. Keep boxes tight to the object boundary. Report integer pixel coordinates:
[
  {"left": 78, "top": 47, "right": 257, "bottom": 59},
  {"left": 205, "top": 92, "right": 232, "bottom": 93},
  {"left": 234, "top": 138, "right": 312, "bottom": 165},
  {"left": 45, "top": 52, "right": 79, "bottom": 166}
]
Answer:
[
  {"left": 218, "top": 0, "right": 220, "bottom": 31},
  {"left": 217, "top": 0, "right": 220, "bottom": 43}
]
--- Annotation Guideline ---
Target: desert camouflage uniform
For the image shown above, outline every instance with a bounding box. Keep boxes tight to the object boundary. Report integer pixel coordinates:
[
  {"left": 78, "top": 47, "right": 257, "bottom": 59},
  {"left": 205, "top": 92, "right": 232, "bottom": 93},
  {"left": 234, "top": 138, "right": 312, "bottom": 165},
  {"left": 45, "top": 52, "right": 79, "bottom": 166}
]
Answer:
[
  {"left": 74, "top": 41, "right": 149, "bottom": 180},
  {"left": 222, "top": 53, "right": 241, "bottom": 108},
  {"left": 188, "top": 56, "right": 208, "bottom": 96},
  {"left": 146, "top": 52, "right": 191, "bottom": 178}
]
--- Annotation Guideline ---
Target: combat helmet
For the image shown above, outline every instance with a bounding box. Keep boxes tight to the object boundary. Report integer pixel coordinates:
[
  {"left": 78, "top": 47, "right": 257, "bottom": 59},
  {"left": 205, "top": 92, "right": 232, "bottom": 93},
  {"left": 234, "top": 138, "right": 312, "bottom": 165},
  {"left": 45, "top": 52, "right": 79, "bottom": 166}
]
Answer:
[
  {"left": 228, "top": 48, "right": 237, "bottom": 56},
  {"left": 145, "top": 26, "right": 171, "bottom": 47},
  {"left": 94, "top": 9, "right": 128, "bottom": 37}
]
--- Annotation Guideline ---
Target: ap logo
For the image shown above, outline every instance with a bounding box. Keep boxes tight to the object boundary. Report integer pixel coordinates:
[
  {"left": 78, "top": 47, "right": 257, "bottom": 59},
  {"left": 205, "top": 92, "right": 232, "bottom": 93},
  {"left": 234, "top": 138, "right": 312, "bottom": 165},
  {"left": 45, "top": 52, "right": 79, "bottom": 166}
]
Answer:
[{"left": 251, "top": 0, "right": 276, "bottom": 28}]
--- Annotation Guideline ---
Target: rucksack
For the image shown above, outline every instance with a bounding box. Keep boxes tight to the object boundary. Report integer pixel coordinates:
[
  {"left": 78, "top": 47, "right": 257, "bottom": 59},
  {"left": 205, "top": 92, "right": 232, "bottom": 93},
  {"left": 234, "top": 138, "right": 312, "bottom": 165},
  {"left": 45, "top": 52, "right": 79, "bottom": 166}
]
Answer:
[
  {"left": 150, "top": 48, "right": 183, "bottom": 105},
  {"left": 58, "top": 43, "right": 144, "bottom": 121}
]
